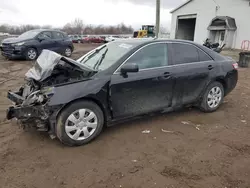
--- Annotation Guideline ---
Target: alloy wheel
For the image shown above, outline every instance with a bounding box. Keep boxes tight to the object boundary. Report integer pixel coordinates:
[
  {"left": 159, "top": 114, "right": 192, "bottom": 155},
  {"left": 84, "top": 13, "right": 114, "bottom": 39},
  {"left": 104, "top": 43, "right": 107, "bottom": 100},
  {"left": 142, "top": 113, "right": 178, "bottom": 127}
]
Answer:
[
  {"left": 65, "top": 109, "right": 98, "bottom": 141},
  {"left": 65, "top": 48, "right": 72, "bottom": 57},
  {"left": 27, "top": 49, "right": 37, "bottom": 60},
  {"left": 207, "top": 86, "right": 222, "bottom": 108}
]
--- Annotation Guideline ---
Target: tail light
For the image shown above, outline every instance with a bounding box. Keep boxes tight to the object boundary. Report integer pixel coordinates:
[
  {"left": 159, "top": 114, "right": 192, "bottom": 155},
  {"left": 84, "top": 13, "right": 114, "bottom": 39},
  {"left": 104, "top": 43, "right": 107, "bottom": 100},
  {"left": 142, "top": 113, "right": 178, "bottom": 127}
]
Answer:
[{"left": 233, "top": 63, "right": 238, "bottom": 69}]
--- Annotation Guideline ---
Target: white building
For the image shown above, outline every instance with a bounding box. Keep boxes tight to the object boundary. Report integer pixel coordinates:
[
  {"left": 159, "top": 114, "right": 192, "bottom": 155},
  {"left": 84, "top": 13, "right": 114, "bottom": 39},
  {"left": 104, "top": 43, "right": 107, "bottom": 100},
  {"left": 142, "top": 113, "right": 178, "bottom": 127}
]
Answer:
[{"left": 170, "top": 0, "right": 250, "bottom": 49}]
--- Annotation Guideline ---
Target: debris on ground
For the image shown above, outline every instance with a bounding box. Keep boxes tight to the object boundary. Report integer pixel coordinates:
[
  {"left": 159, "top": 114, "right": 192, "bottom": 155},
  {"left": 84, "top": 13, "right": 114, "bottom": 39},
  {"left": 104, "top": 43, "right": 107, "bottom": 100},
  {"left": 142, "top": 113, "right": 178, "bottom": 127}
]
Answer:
[
  {"left": 181, "top": 121, "right": 190, "bottom": 125},
  {"left": 142, "top": 130, "right": 150, "bottom": 134},
  {"left": 132, "top": 160, "right": 137, "bottom": 163},
  {"left": 161, "top": 129, "right": 174, "bottom": 133},
  {"left": 241, "top": 120, "right": 247, "bottom": 123},
  {"left": 128, "top": 166, "right": 143, "bottom": 174},
  {"left": 195, "top": 125, "right": 201, "bottom": 131}
]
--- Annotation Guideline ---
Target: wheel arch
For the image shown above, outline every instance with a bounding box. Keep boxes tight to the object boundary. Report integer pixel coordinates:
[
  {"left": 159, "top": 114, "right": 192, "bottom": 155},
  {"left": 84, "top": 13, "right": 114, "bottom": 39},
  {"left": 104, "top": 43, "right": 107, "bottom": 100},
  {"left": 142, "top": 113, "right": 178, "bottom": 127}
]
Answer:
[
  {"left": 198, "top": 77, "right": 227, "bottom": 101},
  {"left": 215, "top": 77, "right": 227, "bottom": 95},
  {"left": 26, "top": 46, "right": 38, "bottom": 53}
]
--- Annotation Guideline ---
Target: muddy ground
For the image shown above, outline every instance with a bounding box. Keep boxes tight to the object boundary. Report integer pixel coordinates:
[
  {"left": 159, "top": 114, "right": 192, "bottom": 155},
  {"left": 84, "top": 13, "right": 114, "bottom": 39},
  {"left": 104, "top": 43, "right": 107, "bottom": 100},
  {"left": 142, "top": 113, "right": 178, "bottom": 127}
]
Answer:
[{"left": 0, "top": 44, "right": 250, "bottom": 188}]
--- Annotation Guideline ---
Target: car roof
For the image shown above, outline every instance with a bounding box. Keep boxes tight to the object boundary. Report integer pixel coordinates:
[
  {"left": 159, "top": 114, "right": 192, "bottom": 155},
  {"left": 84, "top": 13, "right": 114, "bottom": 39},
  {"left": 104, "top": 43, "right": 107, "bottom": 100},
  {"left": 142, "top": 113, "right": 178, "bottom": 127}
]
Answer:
[
  {"left": 114, "top": 38, "right": 199, "bottom": 45},
  {"left": 30, "top": 29, "right": 65, "bottom": 33},
  {"left": 114, "top": 38, "right": 225, "bottom": 61}
]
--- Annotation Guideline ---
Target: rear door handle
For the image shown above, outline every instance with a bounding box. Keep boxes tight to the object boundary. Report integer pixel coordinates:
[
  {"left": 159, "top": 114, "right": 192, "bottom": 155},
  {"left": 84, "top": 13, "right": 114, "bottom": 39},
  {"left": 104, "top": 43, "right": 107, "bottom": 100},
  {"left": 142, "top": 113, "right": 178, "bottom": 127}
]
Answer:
[{"left": 208, "top": 65, "right": 214, "bottom": 70}]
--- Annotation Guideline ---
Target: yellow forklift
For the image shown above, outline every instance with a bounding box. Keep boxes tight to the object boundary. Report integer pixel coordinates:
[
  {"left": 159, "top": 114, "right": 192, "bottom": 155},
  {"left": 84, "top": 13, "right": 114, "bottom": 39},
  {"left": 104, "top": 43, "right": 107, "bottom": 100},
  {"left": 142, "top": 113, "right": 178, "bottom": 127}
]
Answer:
[{"left": 133, "top": 25, "right": 155, "bottom": 38}]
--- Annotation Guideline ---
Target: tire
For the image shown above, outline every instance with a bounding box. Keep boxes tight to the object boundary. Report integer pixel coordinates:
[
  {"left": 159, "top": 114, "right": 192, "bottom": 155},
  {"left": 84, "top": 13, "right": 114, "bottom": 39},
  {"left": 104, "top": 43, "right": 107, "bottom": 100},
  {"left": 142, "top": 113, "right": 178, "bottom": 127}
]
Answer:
[
  {"left": 64, "top": 47, "right": 72, "bottom": 57},
  {"left": 25, "top": 47, "right": 38, "bottom": 60},
  {"left": 56, "top": 100, "right": 104, "bottom": 146},
  {"left": 199, "top": 81, "right": 224, "bottom": 112}
]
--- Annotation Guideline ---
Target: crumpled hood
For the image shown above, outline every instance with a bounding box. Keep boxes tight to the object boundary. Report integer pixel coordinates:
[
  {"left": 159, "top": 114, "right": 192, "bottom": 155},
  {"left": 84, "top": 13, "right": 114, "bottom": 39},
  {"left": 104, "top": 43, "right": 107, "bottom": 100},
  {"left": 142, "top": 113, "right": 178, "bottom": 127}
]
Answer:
[{"left": 25, "top": 50, "right": 94, "bottom": 82}]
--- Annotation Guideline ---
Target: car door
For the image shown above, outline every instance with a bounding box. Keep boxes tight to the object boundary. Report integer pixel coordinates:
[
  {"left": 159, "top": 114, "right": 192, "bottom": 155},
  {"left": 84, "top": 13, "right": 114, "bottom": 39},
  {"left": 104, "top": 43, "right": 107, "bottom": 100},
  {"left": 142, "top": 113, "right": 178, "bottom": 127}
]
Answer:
[
  {"left": 110, "top": 42, "right": 175, "bottom": 119},
  {"left": 51, "top": 31, "right": 65, "bottom": 53},
  {"left": 36, "top": 31, "right": 56, "bottom": 53},
  {"left": 169, "top": 42, "right": 214, "bottom": 107}
]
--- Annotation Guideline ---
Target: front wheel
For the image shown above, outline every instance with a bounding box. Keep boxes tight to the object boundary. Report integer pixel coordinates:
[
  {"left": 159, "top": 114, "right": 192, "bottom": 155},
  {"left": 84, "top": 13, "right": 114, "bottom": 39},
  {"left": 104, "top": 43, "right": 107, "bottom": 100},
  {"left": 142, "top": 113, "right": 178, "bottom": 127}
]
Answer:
[
  {"left": 199, "top": 82, "right": 224, "bottom": 112},
  {"left": 64, "top": 47, "right": 72, "bottom": 57},
  {"left": 56, "top": 101, "right": 104, "bottom": 146},
  {"left": 25, "top": 48, "right": 38, "bottom": 60}
]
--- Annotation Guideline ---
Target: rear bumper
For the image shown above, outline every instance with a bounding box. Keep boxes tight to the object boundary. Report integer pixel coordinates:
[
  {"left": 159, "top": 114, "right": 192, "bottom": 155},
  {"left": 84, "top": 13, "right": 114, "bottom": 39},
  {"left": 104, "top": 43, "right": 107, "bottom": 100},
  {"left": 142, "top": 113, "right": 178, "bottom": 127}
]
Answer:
[{"left": 225, "top": 69, "right": 238, "bottom": 96}]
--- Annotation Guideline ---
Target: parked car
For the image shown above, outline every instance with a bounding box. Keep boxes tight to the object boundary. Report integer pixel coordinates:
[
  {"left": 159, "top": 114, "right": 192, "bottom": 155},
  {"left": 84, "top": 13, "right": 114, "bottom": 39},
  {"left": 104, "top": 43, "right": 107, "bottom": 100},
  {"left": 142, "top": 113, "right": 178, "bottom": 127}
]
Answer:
[
  {"left": 70, "top": 35, "right": 83, "bottom": 43},
  {"left": 105, "top": 35, "right": 120, "bottom": 43},
  {"left": 0, "top": 29, "right": 74, "bottom": 60},
  {"left": 83, "top": 36, "right": 105, "bottom": 43},
  {"left": 6, "top": 39, "right": 238, "bottom": 146}
]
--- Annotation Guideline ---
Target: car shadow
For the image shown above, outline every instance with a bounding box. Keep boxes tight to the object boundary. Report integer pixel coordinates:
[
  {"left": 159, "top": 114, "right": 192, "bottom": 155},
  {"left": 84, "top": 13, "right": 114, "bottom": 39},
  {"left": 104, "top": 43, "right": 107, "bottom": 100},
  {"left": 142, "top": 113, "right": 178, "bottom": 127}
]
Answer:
[{"left": 102, "top": 106, "right": 201, "bottom": 135}]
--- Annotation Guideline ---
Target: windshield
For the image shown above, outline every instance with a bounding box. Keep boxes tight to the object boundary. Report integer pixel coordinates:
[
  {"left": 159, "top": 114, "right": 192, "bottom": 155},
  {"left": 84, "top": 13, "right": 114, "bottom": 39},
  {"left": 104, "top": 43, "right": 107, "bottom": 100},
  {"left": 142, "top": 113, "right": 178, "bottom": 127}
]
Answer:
[
  {"left": 77, "top": 41, "right": 134, "bottom": 71},
  {"left": 18, "top": 30, "right": 40, "bottom": 40}
]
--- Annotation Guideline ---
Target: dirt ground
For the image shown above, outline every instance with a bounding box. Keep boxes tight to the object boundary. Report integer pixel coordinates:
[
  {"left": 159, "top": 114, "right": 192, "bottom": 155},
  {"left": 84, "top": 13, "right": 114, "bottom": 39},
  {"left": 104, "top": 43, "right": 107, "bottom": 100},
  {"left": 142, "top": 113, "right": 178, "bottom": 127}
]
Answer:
[{"left": 0, "top": 44, "right": 250, "bottom": 188}]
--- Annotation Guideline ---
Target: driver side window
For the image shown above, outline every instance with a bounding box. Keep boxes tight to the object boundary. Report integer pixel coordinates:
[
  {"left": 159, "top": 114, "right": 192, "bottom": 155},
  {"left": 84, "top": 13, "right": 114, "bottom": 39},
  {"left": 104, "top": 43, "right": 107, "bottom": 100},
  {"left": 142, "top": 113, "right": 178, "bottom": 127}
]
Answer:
[
  {"left": 38, "top": 31, "right": 52, "bottom": 40},
  {"left": 125, "top": 43, "right": 168, "bottom": 70}
]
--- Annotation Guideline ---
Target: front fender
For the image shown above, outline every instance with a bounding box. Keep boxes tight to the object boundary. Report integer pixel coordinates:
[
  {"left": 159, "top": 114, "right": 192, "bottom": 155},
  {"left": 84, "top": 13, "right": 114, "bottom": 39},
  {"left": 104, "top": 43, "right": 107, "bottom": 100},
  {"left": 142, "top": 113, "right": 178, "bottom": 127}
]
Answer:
[{"left": 48, "top": 77, "right": 110, "bottom": 106}]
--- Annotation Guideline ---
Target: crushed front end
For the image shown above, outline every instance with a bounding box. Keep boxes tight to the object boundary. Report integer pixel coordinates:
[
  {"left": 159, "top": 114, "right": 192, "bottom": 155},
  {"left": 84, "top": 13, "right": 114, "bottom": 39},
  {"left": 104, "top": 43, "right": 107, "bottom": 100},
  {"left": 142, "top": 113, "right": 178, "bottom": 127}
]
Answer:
[
  {"left": 6, "top": 50, "right": 95, "bottom": 135},
  {"left": 6, "top": 82, "right": 59, "bottom": 132}
]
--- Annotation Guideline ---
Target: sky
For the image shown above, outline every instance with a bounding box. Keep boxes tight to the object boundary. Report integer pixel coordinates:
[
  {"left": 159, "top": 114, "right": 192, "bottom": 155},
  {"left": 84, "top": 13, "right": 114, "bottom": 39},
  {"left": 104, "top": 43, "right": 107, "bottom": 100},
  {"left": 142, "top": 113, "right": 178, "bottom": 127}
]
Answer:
[{"left": 0, "top": 0, "right": 185, "bottom": 29}]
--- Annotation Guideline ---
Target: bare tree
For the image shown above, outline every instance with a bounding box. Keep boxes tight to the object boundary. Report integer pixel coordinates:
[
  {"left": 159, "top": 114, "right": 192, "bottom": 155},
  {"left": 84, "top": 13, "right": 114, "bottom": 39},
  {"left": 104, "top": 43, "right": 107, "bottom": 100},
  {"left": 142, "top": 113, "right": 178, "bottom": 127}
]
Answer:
[
  {"left": 72, "top": 18, "right": 84, "bottom": 34},
  {"left": 0, "top": 19, "right": 134, "bottom": 35}
]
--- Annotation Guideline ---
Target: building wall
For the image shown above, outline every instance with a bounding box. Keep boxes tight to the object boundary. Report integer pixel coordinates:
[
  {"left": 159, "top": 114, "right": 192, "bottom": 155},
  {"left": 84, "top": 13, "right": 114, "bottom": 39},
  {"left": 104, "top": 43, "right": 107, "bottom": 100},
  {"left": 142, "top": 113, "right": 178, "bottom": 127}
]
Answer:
[{"left": 170, "top": 0, "right": 250, "bottom": 49}]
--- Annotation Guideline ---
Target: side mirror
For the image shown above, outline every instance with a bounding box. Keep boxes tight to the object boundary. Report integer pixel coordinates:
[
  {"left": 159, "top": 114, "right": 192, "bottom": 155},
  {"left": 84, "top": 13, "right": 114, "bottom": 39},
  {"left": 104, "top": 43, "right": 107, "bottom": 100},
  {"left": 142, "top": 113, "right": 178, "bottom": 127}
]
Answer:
[{"left": 120, "top": 63, "right": 139, "bottom": 75}]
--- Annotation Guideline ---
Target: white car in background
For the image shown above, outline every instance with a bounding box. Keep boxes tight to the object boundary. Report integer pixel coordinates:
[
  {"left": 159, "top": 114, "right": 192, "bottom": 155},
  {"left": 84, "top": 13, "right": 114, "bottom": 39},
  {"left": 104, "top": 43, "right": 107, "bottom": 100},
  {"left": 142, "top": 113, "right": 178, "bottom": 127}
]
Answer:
[{"left": 104, "top": 35, "right": 120, "bottom": 43}]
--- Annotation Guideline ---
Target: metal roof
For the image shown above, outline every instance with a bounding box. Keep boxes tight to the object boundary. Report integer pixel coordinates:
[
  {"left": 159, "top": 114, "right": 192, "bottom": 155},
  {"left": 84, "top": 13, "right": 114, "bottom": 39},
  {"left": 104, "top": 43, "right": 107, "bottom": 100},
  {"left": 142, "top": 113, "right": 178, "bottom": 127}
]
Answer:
[
  {"left": 207, "top": 16, "right": 237, "bottom": 31},
  {"left": 170, "top": 0, "right": 193, "bottom": 13}
]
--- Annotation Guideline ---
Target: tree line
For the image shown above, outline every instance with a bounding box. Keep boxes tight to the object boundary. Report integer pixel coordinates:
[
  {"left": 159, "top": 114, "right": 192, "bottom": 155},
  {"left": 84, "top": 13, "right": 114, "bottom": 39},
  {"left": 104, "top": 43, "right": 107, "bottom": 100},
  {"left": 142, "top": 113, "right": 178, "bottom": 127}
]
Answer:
[{"left": 0, "top": 18, "right": 134, "bottom": 35}]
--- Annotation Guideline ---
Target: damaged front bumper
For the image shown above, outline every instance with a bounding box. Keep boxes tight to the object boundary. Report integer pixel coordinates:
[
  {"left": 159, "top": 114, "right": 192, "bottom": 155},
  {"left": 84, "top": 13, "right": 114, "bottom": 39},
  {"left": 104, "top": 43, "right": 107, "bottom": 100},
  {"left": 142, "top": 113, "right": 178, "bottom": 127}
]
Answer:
[
  {"left": 7, "top": 103, "right": 48, "bottom": 120},
  {"left": 6, "top": 89, "right": 60, "bottom": 133}
]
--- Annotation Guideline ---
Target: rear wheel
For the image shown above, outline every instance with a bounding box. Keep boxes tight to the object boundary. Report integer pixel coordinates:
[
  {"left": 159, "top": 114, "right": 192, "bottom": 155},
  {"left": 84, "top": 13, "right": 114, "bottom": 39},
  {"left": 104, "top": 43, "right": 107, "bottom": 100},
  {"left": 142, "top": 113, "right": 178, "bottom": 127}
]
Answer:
[
  {"left": 56, "top": 101, "right": 104, "bottom": 146},
  {"left": 25, "top": 48, "right": 38, "bottom": 60},
  {"left": 199, "top": 81, "right": 224, "bottom": 112}
]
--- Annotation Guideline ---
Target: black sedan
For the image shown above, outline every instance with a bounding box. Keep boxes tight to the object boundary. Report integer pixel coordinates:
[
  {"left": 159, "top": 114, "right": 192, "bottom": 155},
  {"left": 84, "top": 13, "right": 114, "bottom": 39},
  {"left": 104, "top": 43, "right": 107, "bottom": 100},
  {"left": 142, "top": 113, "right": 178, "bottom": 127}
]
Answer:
[
  {"left": 0, "top": 29, "right": 74, "bottom": 60},
  {"left": 6, "top": 39, "right": 238, "bottom": 146}
]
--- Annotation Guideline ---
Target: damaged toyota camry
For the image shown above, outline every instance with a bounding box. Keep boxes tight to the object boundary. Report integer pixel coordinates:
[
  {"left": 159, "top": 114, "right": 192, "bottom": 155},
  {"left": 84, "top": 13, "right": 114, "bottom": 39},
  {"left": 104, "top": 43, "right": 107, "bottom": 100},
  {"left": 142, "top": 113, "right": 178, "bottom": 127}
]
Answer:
[{"left": 6, "top": 39, "right": 238, "bottom": 146}]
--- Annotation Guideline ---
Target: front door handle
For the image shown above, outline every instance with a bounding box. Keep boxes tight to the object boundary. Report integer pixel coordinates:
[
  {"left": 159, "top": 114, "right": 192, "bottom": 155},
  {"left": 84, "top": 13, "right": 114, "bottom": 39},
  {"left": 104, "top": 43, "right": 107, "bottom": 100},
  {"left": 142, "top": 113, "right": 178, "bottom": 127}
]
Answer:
[
  {"left": 152, "top": 72, "right": 171, "bottom": 81},
  {"left": 208, "top": 65, "right": 214, "bottom": 70},
  {"left": 163, "top": 72, "right": 171, "bottom": 78},
  {"left": 157, "top": 72, "right": 171, "bottom": 81}
]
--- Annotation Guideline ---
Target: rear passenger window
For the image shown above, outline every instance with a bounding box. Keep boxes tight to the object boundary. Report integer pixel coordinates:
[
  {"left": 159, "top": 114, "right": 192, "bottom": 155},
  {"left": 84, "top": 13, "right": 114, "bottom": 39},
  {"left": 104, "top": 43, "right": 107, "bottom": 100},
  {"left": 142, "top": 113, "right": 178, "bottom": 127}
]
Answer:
[
  {"left": 39, "top": 31, "right": 52, "bottom": 39},
  {"left": 172, "top": 43, "right": 199, "bottom": 65},
  {"left": 198, "top": 49, "right": 212, "bottom": 61},
  {"left": 53, "top": 32, "right": 64, "bottom": 39}
]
